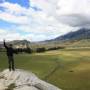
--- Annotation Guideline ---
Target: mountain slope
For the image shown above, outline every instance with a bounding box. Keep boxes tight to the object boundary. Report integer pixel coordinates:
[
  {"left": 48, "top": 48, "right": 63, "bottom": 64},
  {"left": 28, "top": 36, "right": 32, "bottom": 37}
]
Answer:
[
  {"left": 10, "top": 40, "right": 30, "bottom": 45},
  {"left": 55, "top": 28, "right": 90, "bottom": 41}
]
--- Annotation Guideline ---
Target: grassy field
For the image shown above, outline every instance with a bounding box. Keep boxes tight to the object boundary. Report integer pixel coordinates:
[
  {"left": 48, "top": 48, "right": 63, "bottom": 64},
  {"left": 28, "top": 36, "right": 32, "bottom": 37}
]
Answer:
[{"left": 0, "top": 49, "right": 90, "bottom": 90}]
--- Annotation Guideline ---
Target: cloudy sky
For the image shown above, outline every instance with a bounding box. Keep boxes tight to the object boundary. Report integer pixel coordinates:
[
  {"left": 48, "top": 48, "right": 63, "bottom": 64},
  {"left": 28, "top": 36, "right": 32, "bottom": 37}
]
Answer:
[{"left": 0, "top": 0, "right": 90, "bottom": 42}]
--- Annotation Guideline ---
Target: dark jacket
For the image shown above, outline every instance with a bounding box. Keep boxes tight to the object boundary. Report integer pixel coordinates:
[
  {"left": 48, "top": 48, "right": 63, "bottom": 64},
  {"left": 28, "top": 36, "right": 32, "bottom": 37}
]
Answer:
[{"left": 4, "top": 42, "right": 14, "bottom": 56}]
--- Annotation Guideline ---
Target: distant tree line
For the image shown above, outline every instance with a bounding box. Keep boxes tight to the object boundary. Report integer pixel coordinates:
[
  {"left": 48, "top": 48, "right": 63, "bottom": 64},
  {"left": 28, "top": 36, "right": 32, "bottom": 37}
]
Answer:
[
  {"left": 35, "top": 46, "right": 65, "bottom": 53},
  {"left": 47, "top": 46, "right": 65, "bottom": 51},
  {"left": 36, "top": 47, "right": 46, "bottom": 53},
  {"left": 0, "top": 46, "right": 65, "bottom": 53}
]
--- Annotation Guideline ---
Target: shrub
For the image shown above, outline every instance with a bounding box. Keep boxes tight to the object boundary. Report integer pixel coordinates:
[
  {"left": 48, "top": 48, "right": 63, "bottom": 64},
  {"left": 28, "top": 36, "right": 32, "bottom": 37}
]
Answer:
[{"left": 36, "top": 47, "right": 46, "bottom": 53}]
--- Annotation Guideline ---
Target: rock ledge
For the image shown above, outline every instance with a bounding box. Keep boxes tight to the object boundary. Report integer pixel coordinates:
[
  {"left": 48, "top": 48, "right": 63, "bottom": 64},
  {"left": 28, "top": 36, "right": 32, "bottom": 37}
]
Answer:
[{"left": 0, "top": 69, "right": 61, "bottom": 90}]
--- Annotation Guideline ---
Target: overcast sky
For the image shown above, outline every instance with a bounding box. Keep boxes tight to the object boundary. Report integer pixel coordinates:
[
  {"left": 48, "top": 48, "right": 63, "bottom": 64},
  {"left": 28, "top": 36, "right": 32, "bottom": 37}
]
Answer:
[{"left": 0, "top": 0, "right": 90, "bottom": 42}]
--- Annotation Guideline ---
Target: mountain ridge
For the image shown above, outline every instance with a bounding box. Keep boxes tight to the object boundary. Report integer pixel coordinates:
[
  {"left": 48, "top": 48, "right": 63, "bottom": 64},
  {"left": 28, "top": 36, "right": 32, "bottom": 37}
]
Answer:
[
  {"left": 0, "top": 28, "right": 90, "bottom": 49},
  {"left": 54, "top": 28, "right": 90, "bottom": 41}
]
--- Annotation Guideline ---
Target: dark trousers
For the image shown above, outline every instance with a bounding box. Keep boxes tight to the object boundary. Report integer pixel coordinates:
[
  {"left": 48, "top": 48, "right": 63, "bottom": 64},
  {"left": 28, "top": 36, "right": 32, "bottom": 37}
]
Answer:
[{"left": 8, "top": 56, "right": 15, "bottom": 71}]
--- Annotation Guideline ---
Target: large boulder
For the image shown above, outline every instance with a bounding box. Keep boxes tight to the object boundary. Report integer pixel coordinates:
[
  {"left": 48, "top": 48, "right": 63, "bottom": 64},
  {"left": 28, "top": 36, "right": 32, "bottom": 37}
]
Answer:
[{"left": 0, "top": 69, "right": 61, "bottom": 90}]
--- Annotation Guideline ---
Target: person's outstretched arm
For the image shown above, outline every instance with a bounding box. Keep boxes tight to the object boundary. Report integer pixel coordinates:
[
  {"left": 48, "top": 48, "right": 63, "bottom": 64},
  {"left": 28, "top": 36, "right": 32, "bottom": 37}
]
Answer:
[{"left": 3, "top": 40, "right": 8, "bottom": 49}]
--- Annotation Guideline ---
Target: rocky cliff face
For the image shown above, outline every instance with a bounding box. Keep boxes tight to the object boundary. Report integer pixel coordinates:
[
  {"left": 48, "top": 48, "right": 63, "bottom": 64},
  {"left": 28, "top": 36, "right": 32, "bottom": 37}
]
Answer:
[{"left": 0, "top": 69, "right": 61, "bottom": 90}]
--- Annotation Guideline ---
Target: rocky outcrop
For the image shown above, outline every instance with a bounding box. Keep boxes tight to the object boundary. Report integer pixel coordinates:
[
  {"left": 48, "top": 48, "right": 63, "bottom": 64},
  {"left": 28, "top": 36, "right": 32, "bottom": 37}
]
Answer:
[{"left": 0, "top": 69, "right": 61, "bottom": 90}]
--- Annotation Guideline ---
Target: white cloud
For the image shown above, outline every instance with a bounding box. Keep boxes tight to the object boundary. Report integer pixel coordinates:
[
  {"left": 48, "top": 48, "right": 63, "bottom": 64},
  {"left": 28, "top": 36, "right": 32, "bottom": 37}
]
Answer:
[
  {"left": 55, "top": 0, "right": 90, "bottom": 27},
  {"left": 0, "top": 2, "right": 28, "bottom": 24},
  {"left": 57, "top": 14, "right": 90, "bottom": 27},
  {"left": 0, "top": 0, "right": 90, "bottom": 41},
  {"left": 0, "top": 12, "right": 28, "bottom": 24},
  {"left": 56, "top": 0, "right": 90, "bottom": 15},
  {"left": 22, "top": 34, "right": 49, "bottom": 42},
  {"left": 0, "top": 2, "right": 26, "bottom": 14},
  {"left": 0, "top": 28, "right": 55, "bottom": 42},
  {"left": 0, "top": 29, "right": 7, "bottom": 34},
  {"left": 0, "top": 29, "right": 23, "bottom": 41}
]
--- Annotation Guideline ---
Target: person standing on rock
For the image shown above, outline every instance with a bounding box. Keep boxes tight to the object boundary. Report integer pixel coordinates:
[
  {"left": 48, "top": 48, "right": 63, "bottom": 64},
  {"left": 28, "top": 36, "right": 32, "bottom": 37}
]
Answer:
[{"left": 3, "top": 40, "right": 15, "bottom": 71}]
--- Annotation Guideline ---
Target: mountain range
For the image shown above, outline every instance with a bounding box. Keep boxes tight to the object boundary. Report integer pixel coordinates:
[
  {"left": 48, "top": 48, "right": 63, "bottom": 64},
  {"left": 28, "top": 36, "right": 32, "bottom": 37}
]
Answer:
[
  {"left": 54, "top": 28, "right": 90, "bottom": 41},
  {"left": 0, "top": 28, "right": 90, "bottom": 48}
]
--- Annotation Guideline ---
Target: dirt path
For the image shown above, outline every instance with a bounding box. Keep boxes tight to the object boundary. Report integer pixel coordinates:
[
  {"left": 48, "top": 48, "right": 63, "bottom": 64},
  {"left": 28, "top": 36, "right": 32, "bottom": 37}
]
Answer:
[{"left": 44, "top": 59, "right": 61, "bottom": 81}]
